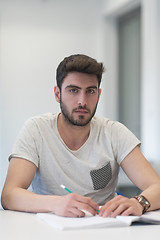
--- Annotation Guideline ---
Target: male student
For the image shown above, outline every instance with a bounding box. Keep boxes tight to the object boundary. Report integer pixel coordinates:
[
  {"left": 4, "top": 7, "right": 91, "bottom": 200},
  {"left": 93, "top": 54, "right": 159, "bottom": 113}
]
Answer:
[{"left": 1, "top": 54, "right": 160, "bottom": 218}]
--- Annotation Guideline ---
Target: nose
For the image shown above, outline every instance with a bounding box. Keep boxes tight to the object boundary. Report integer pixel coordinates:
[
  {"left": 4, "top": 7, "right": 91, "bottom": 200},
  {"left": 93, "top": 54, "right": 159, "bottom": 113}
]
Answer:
[{"left": 77, "top": 91, "right": 87, "bottom": 107}]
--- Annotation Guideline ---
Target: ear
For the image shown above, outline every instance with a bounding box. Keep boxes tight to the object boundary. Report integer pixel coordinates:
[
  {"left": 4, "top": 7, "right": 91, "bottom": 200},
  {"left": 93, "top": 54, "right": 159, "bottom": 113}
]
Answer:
[
  {"left": 54, "top": 86, "right": 61, "bottom": 103},
  {"left": 98, "top": 88, "right": 101, "bottom": 101}
]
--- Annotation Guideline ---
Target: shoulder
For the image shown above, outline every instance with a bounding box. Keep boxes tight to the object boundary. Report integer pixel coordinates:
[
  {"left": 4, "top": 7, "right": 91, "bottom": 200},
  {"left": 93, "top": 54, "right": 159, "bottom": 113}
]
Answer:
[
  {"left": 91, "top": 116, "right": 139, "bottom": 140},
  {"left": 17, "top": 113, "right": 59, "bottom": 138},
  {"left": 92, "top": 116, "right": 141, "bottom": 164},
  {"left": 23, "top": 113, "right": 59, "bottom": 128},
  {"left": 91, "top": 115, "right": 123, "bottom": 131}
]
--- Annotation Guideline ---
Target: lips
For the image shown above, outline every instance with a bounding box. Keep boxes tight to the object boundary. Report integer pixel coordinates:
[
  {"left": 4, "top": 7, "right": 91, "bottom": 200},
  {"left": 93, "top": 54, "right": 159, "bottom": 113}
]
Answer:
[
  {"left": 75, "top": 110, "right": 88, "bottom": 114},
  {"left": 73, "top": 107, "right": 89, "bottom": 114}
]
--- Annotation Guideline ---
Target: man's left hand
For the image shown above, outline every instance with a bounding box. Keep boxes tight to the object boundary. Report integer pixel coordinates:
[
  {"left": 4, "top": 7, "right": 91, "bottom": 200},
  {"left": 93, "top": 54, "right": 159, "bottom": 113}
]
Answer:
[{"left": 99, "top": 195, "right": 143, "bottom": 217}]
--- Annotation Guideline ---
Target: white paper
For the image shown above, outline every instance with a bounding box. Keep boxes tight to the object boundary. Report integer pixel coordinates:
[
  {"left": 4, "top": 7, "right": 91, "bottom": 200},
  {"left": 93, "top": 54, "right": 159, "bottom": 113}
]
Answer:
[
  {"left": 37, "top": 210, "right": 160, "bottom": 230},
  {"left": 37, "top": 212, "right": 128, "bottom": 230}
]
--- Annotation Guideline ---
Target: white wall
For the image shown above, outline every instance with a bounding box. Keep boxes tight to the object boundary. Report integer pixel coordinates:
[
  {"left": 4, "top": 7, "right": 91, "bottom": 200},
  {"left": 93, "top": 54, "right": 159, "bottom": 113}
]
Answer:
[
  {"left": 0, "top": 0, "right": 160, "bottom": 202},
  {"left": 0, "top": 0, "right": 107, "bottom": 197}
]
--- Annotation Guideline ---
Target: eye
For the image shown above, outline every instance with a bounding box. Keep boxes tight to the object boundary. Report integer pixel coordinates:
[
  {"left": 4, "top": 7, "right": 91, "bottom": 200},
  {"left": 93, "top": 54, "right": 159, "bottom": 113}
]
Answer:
[
  {"left": 87, "top": 89, "right": 95, "bottom": 94},
  {"left": 69, "top": 88, "right": 78, "bottom": 93}
]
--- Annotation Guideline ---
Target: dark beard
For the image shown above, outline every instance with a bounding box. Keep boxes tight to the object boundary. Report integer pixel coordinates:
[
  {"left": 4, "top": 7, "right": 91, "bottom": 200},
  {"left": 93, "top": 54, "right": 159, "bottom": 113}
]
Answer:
[{"left": 60, "top": 100, "right": 98, "bottom": 127}]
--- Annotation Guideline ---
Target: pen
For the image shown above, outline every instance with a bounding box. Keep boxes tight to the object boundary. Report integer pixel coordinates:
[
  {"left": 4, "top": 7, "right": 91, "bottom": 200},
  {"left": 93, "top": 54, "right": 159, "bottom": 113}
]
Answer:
[
  {"left": 60, "top": 184, "right": 100, "bottom": 213},
  {"left": 60, "top": 184, "right": 72, "bottom": 193}
]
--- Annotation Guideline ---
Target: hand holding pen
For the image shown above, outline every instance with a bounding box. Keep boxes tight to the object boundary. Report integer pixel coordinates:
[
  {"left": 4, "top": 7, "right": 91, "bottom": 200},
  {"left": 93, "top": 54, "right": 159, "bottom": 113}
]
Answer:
[{"left": 51, "top": 184, "right": 100, "bottom": 218}]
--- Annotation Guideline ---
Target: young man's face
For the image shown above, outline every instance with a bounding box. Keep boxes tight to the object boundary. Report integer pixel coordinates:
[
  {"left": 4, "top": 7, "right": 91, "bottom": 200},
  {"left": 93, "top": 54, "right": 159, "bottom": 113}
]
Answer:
[{"left": 55, "top": 71, "right": 101, "bottom": 126}]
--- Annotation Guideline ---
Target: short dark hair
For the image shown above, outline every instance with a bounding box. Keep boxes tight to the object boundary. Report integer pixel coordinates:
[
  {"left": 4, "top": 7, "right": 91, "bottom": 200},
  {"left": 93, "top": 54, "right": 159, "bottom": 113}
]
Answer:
[{"left": 56, "top": 54, "right": 105, "bottom": 90}]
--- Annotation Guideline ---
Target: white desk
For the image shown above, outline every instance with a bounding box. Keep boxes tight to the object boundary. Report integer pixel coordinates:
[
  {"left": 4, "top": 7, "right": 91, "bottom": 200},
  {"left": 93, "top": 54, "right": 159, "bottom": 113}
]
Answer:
[{"left": 0, "top": 210, "right": 160, "bottom": 240}]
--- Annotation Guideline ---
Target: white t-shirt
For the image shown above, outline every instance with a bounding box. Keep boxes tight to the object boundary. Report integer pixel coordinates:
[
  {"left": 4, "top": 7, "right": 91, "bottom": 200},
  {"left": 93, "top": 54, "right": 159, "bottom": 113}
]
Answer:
[{"left": 9, "top": 113, "right": 141, "bottom": 205}]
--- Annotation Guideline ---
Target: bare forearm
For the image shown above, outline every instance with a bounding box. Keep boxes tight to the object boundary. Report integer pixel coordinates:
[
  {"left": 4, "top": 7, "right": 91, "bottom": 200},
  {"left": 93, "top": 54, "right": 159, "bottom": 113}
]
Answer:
[
  {"left": 1, "top": 187, "right": 99, "bottom": 217},
  {"left": 1, "top": 187, "right": 57, "bottom": 213},
  {"left": 141, "top": 182, "right": 160, "bottom": 211}
]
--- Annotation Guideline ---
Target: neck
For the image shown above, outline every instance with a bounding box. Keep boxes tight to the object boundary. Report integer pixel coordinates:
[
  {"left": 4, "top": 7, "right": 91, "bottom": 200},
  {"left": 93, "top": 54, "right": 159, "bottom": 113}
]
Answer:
[{"left": 57, "top": 113, "right": 91, "bottom": 150}]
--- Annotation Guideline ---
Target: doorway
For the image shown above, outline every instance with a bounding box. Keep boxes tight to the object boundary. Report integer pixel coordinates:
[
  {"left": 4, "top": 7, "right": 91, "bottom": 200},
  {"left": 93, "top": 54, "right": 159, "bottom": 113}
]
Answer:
[{"left": 118, "top": 7, "right": 141, "bottom": 140}]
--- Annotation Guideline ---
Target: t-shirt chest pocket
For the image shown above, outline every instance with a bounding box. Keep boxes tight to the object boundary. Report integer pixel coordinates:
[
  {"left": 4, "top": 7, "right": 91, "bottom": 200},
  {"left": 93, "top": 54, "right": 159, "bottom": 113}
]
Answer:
[{"left": 90, "top": 162, "right": 112, "bottom": 190}]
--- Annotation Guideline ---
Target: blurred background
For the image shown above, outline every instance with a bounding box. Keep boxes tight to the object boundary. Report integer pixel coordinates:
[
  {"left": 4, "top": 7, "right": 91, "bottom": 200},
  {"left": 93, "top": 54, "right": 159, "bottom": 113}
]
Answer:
[{"left": 0, "top": 0, "right": 160, "bottom": 206}]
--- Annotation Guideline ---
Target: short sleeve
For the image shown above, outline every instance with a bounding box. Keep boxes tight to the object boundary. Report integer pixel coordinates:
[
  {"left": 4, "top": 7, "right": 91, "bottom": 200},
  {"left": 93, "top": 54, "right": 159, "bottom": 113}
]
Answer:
[
  {"left": 9, "top": 118, "right": 41, "bottom": 167},
  {"left": 111, "top": 121, "right": 141, "bottom": 164}
]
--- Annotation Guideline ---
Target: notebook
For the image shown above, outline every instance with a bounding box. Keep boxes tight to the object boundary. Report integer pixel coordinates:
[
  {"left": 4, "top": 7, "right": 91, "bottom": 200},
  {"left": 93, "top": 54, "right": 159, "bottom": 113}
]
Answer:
[{"left": 37, "top": 210, "right": 160, "bottom": 230}]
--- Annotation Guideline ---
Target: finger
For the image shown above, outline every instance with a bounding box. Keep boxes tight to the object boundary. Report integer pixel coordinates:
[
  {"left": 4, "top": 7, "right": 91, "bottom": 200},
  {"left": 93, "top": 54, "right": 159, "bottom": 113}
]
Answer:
[
  {"left": 120, "top": 207, "right": 134, "bottom": 216},
  {"left": 107, "top": 199, "right": 140, "bottom": 217},
  {"left": 99, "top": 198, "right": 121, "bottom": 217},
  {"left": 99, "top": 196, "right": 128, "bottom": 217},
  {"left": 77, "top": 195, "right": 99, "bottom": 209},
  {"left": 61, "top": 209, "right": 85, "bottom": 218},
  {"left": 69, "top": 207, "right": 86, "bottom": 217},
  {"left": 59, "top": 203, "right": 86, "bottom": 218},
  {"left": 72, "top": 200, "right": 97, "bottom": 216},
  {"left": 99, "top": 204, "right": 118, "bottom": 217},
  {"left": 71, "top": 194, "right": 99, "bottom": 214},
  {"left": 110, "top": 203, "right": 129, "bottom": 217},
  {"left": 120, "top": 203, "right": 143, "bottom": 217}
]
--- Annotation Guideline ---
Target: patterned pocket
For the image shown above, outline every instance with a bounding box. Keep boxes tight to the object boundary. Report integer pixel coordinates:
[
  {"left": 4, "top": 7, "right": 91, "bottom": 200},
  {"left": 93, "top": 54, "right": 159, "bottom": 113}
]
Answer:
[{"left": 90, "top": 162, "right": 112, "bottom": 190}]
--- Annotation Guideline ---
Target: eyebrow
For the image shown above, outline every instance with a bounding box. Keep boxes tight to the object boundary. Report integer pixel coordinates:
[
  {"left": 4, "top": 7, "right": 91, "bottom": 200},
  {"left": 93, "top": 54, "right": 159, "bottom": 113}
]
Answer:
[{"left": 65, "top": 85, "right": 98, "bottom": 90}]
